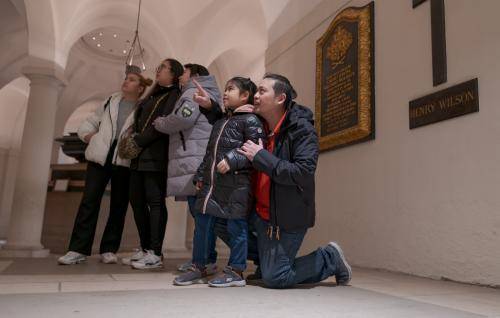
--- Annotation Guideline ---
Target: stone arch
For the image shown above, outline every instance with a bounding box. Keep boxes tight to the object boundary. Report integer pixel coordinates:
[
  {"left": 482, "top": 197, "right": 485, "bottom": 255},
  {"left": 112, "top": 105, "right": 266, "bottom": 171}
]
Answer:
[
  {"left": 23, "top": 0, "right": 58, "bottom": 65},
  {"left": 0, "top": 0, "right": 28, "bottom": 90},
  {"left": 57, "top": 0, "right": 176, "bottom": 69},
  {"left": 207, "top": 48, "right": 265, "bottom": 87},
  {"left": 181, "top": 0, "right": 268, "bottom": 69}
]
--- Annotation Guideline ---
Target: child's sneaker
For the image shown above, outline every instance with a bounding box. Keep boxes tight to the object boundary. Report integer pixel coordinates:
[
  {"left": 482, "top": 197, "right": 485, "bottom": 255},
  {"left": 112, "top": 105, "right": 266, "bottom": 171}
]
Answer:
[
  {"left": 173, "top": 265, "right": 208, "bottom": 286},
  {"left": 208, "top": 266, "right": 246, "bottom": 287},
  {"left": 178, "top": 261, "right": 218, "bottom": 275},
  {"left": 57, "top": 251, "right": 86, "bottom": 265},
  {"left": 206, "top": 263, "right": 218, "bottom": 275},
  {"left": 131, "top": 250, "right": 162, "bottom": 269},
  {"left": 122, "top": 249, "right": 146, "bottom": 265},
  {"left": 177, "top": 260, "right": 192, "bottom": 272}
]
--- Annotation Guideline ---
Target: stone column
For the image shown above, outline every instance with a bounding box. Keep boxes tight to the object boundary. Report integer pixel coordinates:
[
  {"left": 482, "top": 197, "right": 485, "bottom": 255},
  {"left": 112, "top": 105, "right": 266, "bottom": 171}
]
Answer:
[
  {"left": 0, "top": 68, "right": 64, "bottom": 257},
  {"left": 0, "top": 149, "right": 19, "bottom": 241}
]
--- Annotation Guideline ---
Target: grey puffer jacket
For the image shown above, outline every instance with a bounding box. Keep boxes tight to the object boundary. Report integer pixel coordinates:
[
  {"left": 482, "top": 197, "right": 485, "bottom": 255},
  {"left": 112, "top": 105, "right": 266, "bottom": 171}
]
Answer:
[{"left": 153, "top": 75, "right": 222, "bottom": 197}]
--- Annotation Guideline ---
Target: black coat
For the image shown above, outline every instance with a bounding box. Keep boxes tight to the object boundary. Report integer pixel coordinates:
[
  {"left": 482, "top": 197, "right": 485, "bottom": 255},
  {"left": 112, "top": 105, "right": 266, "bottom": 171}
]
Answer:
[
  {"left": 131, "top": 85, "right": 180, "bottom": 171},
  {"left": 252, "top": 102, "right": 319, "bottom": 231},
  {"left": 194, "top": 105, "right": 266, "bottom": 219}
]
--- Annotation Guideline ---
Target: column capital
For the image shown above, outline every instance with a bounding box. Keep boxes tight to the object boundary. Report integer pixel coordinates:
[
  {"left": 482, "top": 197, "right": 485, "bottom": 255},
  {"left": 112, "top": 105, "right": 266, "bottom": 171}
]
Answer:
[
  {"left": 21, "top": 57, "right": 67, "bottom": 88},
  {"left": 24, "top": 73, "right": 65, "bottom": 92}
]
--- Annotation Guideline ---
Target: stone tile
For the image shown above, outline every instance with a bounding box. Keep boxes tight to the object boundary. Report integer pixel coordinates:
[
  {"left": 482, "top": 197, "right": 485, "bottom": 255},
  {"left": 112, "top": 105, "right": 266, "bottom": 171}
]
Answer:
[
  {"left": 0, "top": 282, "right": 59, "bottom": 294},
  {"left": 0, "top": 286, "right": 484, "bottom": 318},
  {"left": 0, "top": 261, "right": 12, "bottom": 273},
  {"left": 60, "top": 280, "right": 205, "bottom": 293},
  {"left": 354, "top": 278, "right": 497, "bottom": 297},
  {"left": 0, "top": 274, "right": 113, "bottom": 283},
  {"left": 407, "top": 291, "right": 500, "bottom": 316},
  {"left": 111, "top": 272, "right": 176, "bottom": 281}
]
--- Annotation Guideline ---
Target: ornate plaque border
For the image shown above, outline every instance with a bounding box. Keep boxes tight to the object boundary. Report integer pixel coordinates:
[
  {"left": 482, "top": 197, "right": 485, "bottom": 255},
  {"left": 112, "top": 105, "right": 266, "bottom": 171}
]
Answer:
[{"left": 315, "top": 2, "right": 375, "bottom": 152}]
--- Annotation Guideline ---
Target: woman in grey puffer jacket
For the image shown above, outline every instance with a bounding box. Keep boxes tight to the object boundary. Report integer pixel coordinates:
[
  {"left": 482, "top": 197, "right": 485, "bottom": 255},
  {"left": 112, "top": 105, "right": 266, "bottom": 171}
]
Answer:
[
  {"left": 153, "top": 65, "right": 222, "bottom": 197},
  {"left": 154, "top": 64, "right": 222, "bottom": 273}
]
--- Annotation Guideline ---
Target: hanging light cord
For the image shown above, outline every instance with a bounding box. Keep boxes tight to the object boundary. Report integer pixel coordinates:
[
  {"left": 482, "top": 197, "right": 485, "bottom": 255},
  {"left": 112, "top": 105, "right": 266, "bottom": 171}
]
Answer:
[
  {"left": 135, "top": 0, "right": 142, "bottom": 33},
  {"left": 126, "top": 0, "right": 146, "bottom": 70}
]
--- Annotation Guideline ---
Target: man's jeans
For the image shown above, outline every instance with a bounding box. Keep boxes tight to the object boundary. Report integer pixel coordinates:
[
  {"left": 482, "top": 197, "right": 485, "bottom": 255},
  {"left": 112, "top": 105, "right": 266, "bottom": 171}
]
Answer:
[
  {"left": 187, "top": 196, "right": 217, "bottom": 264},
  {"left": 251, "top": 213, "right": 339, "bottom": 288},
  {"left": 193, "top": 213, "right": 248, "bottom": 272}
]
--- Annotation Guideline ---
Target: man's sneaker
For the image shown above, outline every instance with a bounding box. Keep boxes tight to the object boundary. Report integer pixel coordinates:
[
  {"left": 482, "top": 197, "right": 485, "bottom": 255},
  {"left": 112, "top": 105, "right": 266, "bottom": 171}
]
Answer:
[
  {"left": 173, "top": 265, "right": 208, "bottom": 286},
  {"left": 57, "top": 251, "right": 86, "bottom": 265},
  {"left": 131, "top": 250, "right": 163, "bottom": 269},
  {"left": 121, "top": 249, "right": 146, "bottom": 265},
  {"left": 100, "top": 252, "right": 118, "bottom": 264},
  {"left": 208, "top": 266, "right": 246, "bottom": 287},
  {"left": 178, "top": 261, "right": 218, "bottom": 275},
  {"left": 246, "top": 266, "right": 262, "bottom": 281},
  {"left": 328, "top": 242, "right": 352, "bottom": 286}
]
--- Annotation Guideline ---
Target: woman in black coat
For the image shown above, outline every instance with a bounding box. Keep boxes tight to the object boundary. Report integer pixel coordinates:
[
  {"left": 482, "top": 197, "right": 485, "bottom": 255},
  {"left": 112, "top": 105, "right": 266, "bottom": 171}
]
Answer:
[{"left": 126, "top": 58, "right": 183, "bottom": 269}]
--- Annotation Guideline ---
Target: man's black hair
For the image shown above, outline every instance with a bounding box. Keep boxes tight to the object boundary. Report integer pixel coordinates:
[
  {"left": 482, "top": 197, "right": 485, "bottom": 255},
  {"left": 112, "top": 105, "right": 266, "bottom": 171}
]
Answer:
[
  {"left": 263, "top": 73, "right": 297, "bottom": 108},
  {"left": 184, "top": 63, "right": 209, "bottom": 77}
]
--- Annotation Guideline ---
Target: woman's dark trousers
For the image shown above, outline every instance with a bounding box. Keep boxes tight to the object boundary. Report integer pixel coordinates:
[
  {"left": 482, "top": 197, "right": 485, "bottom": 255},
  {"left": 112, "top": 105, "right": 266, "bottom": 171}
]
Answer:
[
  {"left": 129, "top": 170, "right": 167, "bottom": 256},
  {"left": 68, "top": 159, "right": 130, "bottom": 256}
]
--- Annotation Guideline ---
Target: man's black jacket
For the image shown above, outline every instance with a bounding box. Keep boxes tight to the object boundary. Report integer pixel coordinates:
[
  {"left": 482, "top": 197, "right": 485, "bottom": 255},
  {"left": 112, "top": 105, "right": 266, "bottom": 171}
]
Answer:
[{"left": 201, "top": 101, "right": 319, "bottom": 231}]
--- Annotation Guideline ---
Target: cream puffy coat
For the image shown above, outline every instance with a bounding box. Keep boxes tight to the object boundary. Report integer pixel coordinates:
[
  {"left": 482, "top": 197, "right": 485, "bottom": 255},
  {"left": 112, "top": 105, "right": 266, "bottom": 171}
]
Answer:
[{"left": 77, "top": 92, "right": 135, "bottom": 167}]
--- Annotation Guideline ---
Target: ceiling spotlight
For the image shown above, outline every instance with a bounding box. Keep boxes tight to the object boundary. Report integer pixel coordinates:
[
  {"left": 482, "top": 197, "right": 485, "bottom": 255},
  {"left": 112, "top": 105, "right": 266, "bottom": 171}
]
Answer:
[
  {"left": 123, "top": 50, "right": 127, "bottom": 54},
  {"left": 99, "top": 32, "right": 103, "bottom": 36},
  {"left": 92, "top": 36, "right": 96, "bottom": 40},
  {"left": 113, "top": 34, "right": 118, "bottom": 38},
  {"left": 97, "top": 43, "right": 102, "bottom": 47}
]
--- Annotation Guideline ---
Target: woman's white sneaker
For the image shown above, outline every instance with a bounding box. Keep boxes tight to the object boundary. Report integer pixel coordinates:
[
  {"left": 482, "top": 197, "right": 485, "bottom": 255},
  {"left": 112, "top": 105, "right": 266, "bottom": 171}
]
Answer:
[
  {"left": 100, "top": 252, "right": 118, "bottom": 264},
  {"left": 121, "top": 249, "right": 146, "bottom": 265},
  {"left": 131, "top": 250, "right": 163, "bottom": 269},
  {"left": 57, "top": 251, "right": 86, "bottom": 265}
]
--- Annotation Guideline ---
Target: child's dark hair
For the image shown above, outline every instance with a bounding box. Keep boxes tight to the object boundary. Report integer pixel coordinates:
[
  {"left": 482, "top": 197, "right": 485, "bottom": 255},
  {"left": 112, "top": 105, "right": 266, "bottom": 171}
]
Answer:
[
  {"left": 263, "top": 73, "right": 297, "bottom": 108},
  {"left": 227, "top": 77, "right": 257, "bottom": 105}
]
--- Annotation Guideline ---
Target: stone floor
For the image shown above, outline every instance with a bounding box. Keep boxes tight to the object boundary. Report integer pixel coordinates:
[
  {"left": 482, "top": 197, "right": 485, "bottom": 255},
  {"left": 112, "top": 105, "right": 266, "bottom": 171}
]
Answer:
[{"left": 0, "top": 255, "right": 499, "bottom": 318}]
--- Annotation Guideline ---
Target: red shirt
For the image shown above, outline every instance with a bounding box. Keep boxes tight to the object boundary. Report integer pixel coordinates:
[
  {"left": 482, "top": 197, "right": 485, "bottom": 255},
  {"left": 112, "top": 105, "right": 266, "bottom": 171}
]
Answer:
[{"left": 254, "top": 112, "right": 288, "bottom": 221}]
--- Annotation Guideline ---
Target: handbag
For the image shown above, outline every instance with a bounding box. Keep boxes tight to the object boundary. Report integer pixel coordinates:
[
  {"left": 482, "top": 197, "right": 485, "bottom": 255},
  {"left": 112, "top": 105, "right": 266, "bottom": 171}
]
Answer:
[{"left": 118, "top": 93, "right": 169, "bottom": 159}]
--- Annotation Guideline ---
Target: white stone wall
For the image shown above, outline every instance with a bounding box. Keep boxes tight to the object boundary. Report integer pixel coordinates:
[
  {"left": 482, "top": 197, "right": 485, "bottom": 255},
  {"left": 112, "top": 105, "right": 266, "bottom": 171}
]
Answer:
[{"left": 266, "top": 0, "right": 500, "bottom": 286}]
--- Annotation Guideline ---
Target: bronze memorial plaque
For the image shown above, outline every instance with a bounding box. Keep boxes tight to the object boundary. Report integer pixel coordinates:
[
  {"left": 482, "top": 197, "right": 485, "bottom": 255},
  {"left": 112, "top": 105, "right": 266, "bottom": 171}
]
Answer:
[
  {"left": 315, "top": 2, "right": 375, "bottom": 152},
  {"left": 409, "top": 78, "right": 479, "bottom": 129}
]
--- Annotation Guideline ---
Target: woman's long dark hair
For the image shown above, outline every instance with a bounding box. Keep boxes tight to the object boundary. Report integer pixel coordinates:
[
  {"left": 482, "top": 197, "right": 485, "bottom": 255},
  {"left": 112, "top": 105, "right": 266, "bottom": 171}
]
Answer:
[{"left": 143, "top": 58, "right": 183, "bottom": 100}]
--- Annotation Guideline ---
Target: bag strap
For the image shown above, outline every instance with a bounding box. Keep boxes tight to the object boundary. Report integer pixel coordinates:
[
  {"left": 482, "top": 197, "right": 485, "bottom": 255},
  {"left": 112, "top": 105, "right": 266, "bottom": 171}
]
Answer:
[
  {"left": 140, "top": 93, "right": 169, "bottom": 133},
  {"left": 97, "top": 96, "right": 113, "bottom": 129},
  {"left": 103, "top": 96, "right": 112, "bottom": 111}
]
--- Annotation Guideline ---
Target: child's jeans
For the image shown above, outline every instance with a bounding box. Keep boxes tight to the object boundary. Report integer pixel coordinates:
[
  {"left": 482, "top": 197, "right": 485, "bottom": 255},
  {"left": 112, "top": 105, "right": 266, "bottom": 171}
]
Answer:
[
  {"left": 187, "top": 196, "right": 217, "bottom": 264},
  {"left": 192, "top": 213, "right": 248, "bottom": 272}
]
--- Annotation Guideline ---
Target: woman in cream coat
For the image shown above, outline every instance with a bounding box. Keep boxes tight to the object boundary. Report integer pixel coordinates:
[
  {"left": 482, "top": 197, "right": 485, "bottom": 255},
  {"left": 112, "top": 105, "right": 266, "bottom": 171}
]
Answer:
[{"left": 58, "top": 67, "right": 152, "bottom": 265}]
